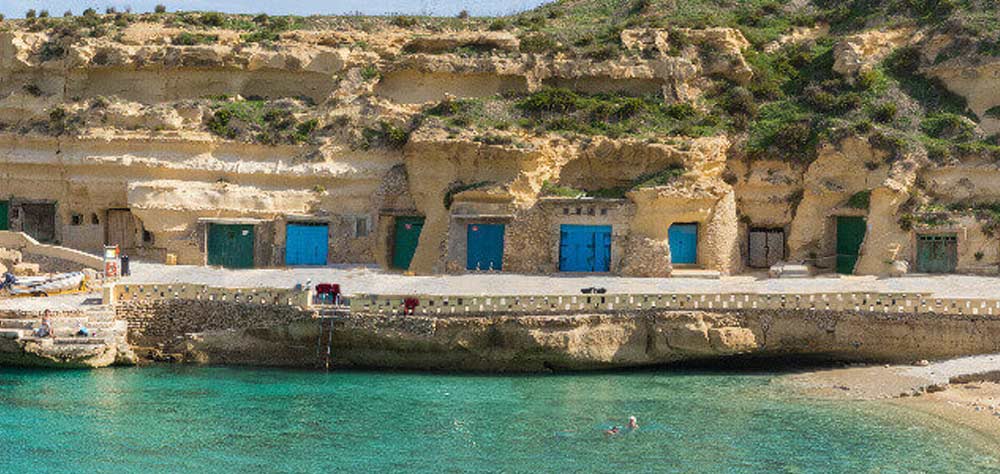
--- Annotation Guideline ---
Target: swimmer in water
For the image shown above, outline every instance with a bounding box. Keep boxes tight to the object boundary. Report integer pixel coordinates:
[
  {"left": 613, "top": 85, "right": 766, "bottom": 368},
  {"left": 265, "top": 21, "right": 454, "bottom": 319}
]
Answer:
[
  {"left": 627, "top": 416, "right": 639, "bottom": 430},
  {"left": 604, "top": 426, "right": 621, "bottom": 436}
]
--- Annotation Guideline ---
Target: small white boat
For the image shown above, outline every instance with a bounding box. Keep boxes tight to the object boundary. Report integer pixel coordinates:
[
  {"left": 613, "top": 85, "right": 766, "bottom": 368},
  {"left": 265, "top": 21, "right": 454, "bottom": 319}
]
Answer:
[{"left": 6, "top": 272, "right": 86, "bottom": 296}]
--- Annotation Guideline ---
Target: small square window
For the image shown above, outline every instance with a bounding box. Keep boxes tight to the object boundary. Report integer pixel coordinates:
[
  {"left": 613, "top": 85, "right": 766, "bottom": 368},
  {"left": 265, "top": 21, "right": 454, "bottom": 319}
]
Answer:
[
  {"left": 70, "top": 214, "right": 83, "bottom": 226},
  {"left": 601, "top": 208, "right": 608, "bottom": 216},
  {"left": 354, "top": 216, "right": 370, "bottom": 237},
  {"left": 563, "top": 208, "right": 569, "bottom": 215},
  {"left": 575, "top": 207, "right": 582, "bottom": 215},
  {"left": 91, "top": 213, "right": 100, "bottom": 225},
  {"left": 587, "top": 207, "right": 595, "bottom": 216},
  {"left": 142, "top": 229, "right": 154, "bottom": 244}
]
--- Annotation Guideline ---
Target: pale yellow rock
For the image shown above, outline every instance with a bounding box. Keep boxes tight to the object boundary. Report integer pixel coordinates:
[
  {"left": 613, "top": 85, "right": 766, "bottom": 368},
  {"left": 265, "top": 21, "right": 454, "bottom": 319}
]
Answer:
[
  {"left": 833, "top": 27, "right": 915, "bottom": 77},
  {"left": 12, "top": 262, "right": 40, "bottom": 276}
]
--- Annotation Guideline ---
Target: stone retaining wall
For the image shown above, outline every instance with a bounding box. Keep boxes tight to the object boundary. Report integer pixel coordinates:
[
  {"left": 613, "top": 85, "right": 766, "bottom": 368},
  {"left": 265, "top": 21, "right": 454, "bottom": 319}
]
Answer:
[
  {"left": 117, "top": 299, "right": 314, "bottom": 345},
  {"left": 351, "top": 292, "right": 1000, "bottom": 317}
]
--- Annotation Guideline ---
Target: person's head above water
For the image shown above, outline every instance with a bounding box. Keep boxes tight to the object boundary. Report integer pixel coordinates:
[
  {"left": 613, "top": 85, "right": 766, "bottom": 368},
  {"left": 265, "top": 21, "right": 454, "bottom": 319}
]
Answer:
[{"left": 627, "top": 416, "right": 638, "bottom": 428}]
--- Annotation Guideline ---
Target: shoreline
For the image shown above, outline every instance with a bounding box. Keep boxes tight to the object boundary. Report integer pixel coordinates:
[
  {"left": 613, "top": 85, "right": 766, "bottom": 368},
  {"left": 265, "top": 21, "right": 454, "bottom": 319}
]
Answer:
[{"left": 779, "top": 357, "right": 1000, "bottom": 452}]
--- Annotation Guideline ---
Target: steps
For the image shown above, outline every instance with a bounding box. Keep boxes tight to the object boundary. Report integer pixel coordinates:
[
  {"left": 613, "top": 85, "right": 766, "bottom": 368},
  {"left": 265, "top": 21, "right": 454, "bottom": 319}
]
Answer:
[{"left": 0, "top": 305, "right": 134, "bottom": 367}]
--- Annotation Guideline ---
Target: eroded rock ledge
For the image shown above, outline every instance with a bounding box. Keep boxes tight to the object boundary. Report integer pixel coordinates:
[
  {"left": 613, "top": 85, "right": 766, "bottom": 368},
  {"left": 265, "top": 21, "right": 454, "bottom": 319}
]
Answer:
[{"left": 174, "top": 308, "right": 1000, "bottom": 371}]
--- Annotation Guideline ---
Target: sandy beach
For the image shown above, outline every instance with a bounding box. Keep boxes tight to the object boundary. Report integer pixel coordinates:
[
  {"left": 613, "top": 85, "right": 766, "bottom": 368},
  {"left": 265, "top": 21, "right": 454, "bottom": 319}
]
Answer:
[{"left": 782, "top": 356, "right": 1000, "bottom": 450}]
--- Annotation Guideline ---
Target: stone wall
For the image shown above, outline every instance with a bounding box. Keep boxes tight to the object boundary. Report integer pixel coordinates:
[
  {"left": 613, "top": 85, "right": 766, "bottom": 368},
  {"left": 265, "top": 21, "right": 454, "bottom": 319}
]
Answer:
[{"left": 117, "top": 299, "right": 315, "bottom": 346}]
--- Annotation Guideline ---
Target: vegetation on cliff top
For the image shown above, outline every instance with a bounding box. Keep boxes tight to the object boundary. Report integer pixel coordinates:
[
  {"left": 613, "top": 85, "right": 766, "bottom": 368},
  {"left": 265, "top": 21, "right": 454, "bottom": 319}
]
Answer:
[{"left": 5, "top": 0, "right": 1000, "bottom": 164}]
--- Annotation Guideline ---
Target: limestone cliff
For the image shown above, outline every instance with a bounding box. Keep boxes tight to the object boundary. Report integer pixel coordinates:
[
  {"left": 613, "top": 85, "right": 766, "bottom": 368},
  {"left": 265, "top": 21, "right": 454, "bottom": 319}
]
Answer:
[{"left": 0, "top": 2, "right": 998, "bottom": 277}]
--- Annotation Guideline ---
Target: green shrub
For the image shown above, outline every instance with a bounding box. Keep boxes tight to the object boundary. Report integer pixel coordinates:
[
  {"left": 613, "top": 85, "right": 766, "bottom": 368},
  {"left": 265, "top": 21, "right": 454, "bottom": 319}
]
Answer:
[
  {"left": 172, "top": 32, "right": 218, "bottom": 46},
  {"left": 25, "top": 9, "right": 36, "bottom": 19},
  {"left": 155, "top": 4, "right": 167, "bottom": 14},
  {"left": 871, "top": 102, "right": 898, "bottom": 123},
  {"left": 474, "top": 134, "right": 514, "bottom": 146},
  {"left": 39, "top": 40, "right": 67, "bottom": 61},
  {"left": 200, "top": 12, "right": 225, "bottom": 27},
  {"left": 444, "top": 181, "right": 494, "bottom": 209},
  {"left": 47, "top": 106, "right": 77, "bottom": 135},
  {"left": 985, "top": 106, "right": 1000, "bottom": 119},
  {"left": 360, "top": 65, "right": 380, "bottom": 81},
  {"left": 390, "top": 16, "right": 418, "bottom": 28},
  {"left": 921, "top": 112, "right": 976, "bottom": 141},
  {"left": 540, "top": 181, "right": 585, "bottom": 198},
  {"left": 846, "top": 190, "right": 871, "bottom": 209},
  {"left": 519, "top": 33, "right": 559, "bottom": 54},
  {"left": 516, "top": 88, "right": 579, "bottom": 114},
  {"left": 488, "top": 19, "right": 508, "bottom": 31},
  {"left": 23, "top": 84, "right": 43, "bottom": 97},
  {"left": 361, "top": 121, "right": 409, "bottom": 150},
  {"left": 293, "top": 119, "right": 318, "bottom": 143},
  {"left": 38, "top": 10, "right": 49, "bottom": 18},
  {"left": 426, "top": 98, "right": 465, "bottom": 116},
  {"left": 631, "top": 166, "right": 686, "bottom": 189}
]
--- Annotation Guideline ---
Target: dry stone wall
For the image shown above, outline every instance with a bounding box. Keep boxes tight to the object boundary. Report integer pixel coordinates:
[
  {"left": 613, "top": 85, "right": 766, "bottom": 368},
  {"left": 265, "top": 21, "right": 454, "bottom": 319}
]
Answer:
[{"left": 117, "top": 299, "right": 314, "bottom": 346}]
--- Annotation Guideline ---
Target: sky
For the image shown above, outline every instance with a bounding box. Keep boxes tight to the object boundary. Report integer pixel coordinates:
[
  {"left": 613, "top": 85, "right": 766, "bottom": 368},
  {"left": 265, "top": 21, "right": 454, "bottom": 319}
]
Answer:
[{"left": 0, "top": 0, "right": 551, "bottom": 18}]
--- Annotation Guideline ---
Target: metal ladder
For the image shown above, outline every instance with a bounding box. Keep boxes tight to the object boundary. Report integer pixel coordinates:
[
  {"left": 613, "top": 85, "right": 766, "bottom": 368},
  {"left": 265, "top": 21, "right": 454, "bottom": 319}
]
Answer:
[{"left": 315, "top": 317, "right": 334, "bottom": 371}]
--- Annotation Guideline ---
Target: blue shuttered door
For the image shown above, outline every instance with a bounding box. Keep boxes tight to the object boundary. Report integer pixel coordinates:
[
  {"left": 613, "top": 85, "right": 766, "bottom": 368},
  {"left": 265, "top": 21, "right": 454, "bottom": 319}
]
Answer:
[
  {"left": 559, "top": 225, "right": 612, "bottom": 272},
  {"left": 669, "top": 223, "right": 698, "bottom": 264},
  {"left": 285, "top": 223, "right": 329, "bottom": 266},
  {"left": 467, "top": 223, "right": 505, "bottom": 271}
]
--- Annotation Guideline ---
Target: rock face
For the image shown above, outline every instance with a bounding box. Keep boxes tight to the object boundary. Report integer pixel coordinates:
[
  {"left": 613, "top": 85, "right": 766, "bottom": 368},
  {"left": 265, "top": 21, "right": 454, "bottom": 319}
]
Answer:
[
  {"left": 833, "top": 27, "right": 914, "bottom": 77},
  {"left": 173, "top": 308, "right": 1000, "bottom": 371},
  {"left": 0, "top": 16, "right": 999, "bottom": 279}
]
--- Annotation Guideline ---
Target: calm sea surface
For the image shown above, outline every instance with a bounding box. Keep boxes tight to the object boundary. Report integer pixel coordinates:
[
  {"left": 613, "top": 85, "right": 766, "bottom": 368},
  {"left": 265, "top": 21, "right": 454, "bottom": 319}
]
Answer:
[{"left": 1, "top": 366, "right": 998, "bottom": 473}]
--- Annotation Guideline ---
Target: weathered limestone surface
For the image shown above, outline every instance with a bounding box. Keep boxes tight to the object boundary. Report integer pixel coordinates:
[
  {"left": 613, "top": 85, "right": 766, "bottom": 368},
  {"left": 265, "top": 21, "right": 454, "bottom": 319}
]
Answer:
[{"left": 140, "top": 307, "right": 1000, "bottom": 371}]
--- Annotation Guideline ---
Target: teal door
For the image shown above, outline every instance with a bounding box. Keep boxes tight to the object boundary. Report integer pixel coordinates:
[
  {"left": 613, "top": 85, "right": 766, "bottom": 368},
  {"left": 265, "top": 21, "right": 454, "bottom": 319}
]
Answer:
[
  {"left": 467, "top": 223, "right": 505, "bottom": 271},
  {"left": 392, "top": 217, "right": 424, "bottom": 270},
  {"left": 286, "top": 223, "right": 329, "bottom": 266},
  {"left": 207, "top": 224, "right": 255, "bottom": 269},
  {"left": 916, "top": 234, "right": 957, "bottom": 273},
  {"left": 669, "top": 223, "right": 698, "bottom": 264},
  {"left": 0, "top": 201, "right": 7, "bottom": 231},
  {"left": 836, "top": 216, "right": 866, "bottom": 274},
  {"left": 559, "top": 225, "right": 612, "bottom": 272}
]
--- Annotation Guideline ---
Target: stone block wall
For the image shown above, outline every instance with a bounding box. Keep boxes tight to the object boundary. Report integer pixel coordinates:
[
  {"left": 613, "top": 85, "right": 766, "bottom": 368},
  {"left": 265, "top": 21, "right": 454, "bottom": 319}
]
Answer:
[{"left": 117, "top": 299, "right": 315, "bottom": 346}]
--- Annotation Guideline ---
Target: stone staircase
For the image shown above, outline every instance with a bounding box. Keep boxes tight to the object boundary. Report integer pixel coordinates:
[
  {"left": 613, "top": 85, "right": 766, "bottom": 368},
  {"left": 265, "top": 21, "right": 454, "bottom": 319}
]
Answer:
[{"left": 0, "top": 307, "right": 135, "bottom": 367}]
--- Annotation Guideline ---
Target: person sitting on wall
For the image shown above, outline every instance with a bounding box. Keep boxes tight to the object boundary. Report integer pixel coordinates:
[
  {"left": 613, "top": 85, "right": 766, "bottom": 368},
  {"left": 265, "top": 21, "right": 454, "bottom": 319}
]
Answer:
[
  {"left": 76, "top": 323, "right": 90, "bottom": 337},
  {"left": 34, "top": 310, "right": 53, "bottom": 338}
]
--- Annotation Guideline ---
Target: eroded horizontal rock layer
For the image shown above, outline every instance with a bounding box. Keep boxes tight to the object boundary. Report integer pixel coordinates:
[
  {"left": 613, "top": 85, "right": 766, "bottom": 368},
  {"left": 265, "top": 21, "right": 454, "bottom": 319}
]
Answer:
[{"left": 0, "top": 12, "right": 997, "bottom": 277}]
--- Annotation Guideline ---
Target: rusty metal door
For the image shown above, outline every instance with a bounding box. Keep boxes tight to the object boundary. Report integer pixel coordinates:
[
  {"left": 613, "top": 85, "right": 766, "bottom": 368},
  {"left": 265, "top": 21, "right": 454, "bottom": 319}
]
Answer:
[
  {"left": 748, "top": 228, "right": 784, "bottom": 268},
  {"left": 21, "top": 203, "right": 56, "bottom": 243}
]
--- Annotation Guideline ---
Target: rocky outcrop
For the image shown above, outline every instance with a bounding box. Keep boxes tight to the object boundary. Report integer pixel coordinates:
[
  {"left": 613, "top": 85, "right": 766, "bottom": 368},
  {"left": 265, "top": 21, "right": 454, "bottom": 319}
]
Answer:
[
  {"left": 0, "top": 308, "right": 135, "bottom": 368},
  {"left": 833, "top": 27, "right": 914, "bottom": 77},
  {"left": 174, "top": 307, "right": 1000, "bottom": 371}
]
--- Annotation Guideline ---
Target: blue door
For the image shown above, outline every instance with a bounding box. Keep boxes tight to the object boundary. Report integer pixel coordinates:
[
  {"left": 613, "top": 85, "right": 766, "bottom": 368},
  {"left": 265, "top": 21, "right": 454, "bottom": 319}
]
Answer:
[
  {"left": 285, "top": 223, "right": 329, "bottom": 266},
  {"left": 467, "top": 223, "right": 505, "bottom": 271},
  {"left": 559, "top": 225, "right": 612, "bottom": 272},
  {"left": 669, "top": 223, "right": 698, "bottom": 264}
]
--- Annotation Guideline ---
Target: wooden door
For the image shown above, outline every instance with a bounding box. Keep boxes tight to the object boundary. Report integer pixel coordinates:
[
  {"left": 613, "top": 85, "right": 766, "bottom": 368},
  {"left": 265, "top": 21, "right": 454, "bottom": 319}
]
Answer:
[{"left": 106, "top": 209, "right": 137, "bottom": 250}]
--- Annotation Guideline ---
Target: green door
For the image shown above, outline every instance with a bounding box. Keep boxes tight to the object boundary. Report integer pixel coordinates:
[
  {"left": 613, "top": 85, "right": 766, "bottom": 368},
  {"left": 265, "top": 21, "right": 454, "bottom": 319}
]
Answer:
[
  {"left": 0, "top": 201, "right": 8, "bottom": 231},
  {"left": 207, "top": 224, "right": 255, "bottom": 269},
  {"left": 392, "top": 217, "right": 424, "bottom": 270},
  {"left": 916, "top": 234, "right": 957, "bottom": 273},
  {"left": 836, "top": 216, "right": 866, "bottom": 275}
]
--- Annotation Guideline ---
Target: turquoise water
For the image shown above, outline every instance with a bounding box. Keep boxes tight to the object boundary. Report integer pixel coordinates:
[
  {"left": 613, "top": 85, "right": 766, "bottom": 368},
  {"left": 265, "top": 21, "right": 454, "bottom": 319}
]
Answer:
[{"left": 1, "top": 367, "right": 998, "bottom": 473}]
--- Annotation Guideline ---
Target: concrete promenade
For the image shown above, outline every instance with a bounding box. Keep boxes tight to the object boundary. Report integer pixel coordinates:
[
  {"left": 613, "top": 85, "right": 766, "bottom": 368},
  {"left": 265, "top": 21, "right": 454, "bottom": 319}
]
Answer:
[{"left": 122, "top": 263, "right": 1000, "bottom": 298}]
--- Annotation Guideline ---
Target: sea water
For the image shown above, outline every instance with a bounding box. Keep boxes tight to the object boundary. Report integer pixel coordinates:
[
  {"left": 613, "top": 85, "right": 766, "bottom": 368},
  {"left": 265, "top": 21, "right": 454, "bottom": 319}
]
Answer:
[{"left": 1, "top": 366, "right": 998, "bottom": 473}]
